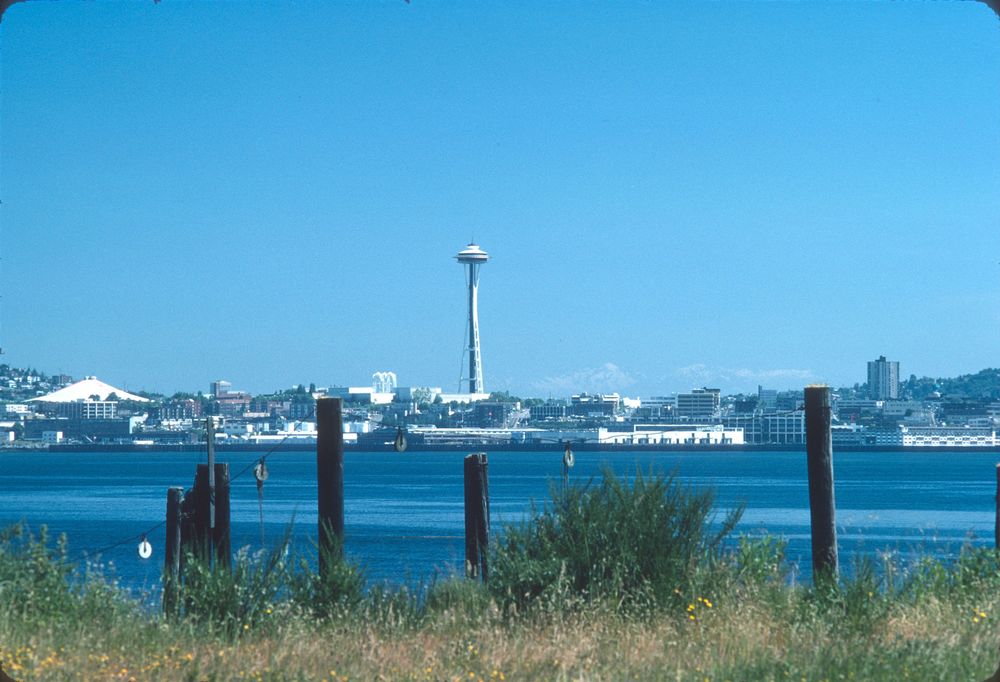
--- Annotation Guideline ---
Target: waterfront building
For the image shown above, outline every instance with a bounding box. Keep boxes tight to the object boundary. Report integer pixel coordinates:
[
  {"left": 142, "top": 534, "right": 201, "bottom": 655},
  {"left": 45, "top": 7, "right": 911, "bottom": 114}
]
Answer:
[
  {"left": 436, "top": 392, "right": 490, "bottom": 405},
  {"left": 763, "top": 411, "right": 805, "bottom": 444},
  {"left": 129, "top": 429, "right": 190, "bottom": 445},
  {"left": 867, "top": 355, "right": 900, "bottom": 400},
  {"left": 472, "top": 400, "right": 521, "bottom": 427},
  {"left": 570, "top": 393, "right": 620, "bottom": 417},
  {"left": 288, "top": 399, "right": 316, "bottom": 420},
  {"left": 215, "top": 393, "right": 251, "bottom": 417},
  {"left": 25, "top": 417, "right": 136, "bottom": 443},
  {"left": 900, "top": 426, "right": 997, "bottom": 447},
  {"left": 757, "top": 386, "right": 778, "bottom": 412},
  {"left": 731, "top": 397, "right": 758, "bottom": 415},
  {"left": 327, "top": 386, "right": 395, "bottom": 406},
  {"left": 57, "top": 401, "right": 117, "bottom": 420},
  {"left": 246, "top": 420, "right": 328, "bottom": 445},
  {"left": 249, "top": 398, "right": 290, "bottom": 417},
  {"left": 597, "top": 425, "right": 744, "bottom": 446},
  {"left": 835, "top": 399, "right": 883, "bottom": 418},
  {"left": 676, "top": 388, "right": 721, "bottom": 421},
  {"left": 621, "top": 397, "right": 641, "bottom": 410},
  {"left": 405, "top": 426, "right": 546, "bottom": 447},
  {"left": 940, "top": 398, "right": 991, "bottom": 424},
  {"left": 395, "top": 386, "right": 443, "bottom": 404},
  {"left": 160, "top": 398, "right": 203, "bottom": 420},
  {"left": 881, "top": 400, "right": 926, "bottom": 422},
  {"left": 455, "top": 242, "right": 489, "bottom": 394},
  {"left": 882, "top": 400, "right": 924, "bottom": 419},
  {"left": 529, "top": 403, "right": 568, "bottom": 420},
  {"left": 722, "top": 415, "right": 765, "bottom": 444},
  {"left": 872, "top": 429, "right": 904, "bottom": 446},
  {"left": 519, "top": 428, "right": 597, "bottom": 445},
  {"left": 988, "top": 403, "right": 1000, "bottom": 422},
  {"left": 775, "top": 391, "right": 804, "bottom": 412},
  {"left": 221, "top": 422, "right": 255, "bottom": 438},
  {"left": 831, "top": 423, "right": 866, "bottom": 446},
  {"left": 635, "top": 396, "right": 675, "bottom": 421},
  {"left": 157, "top": 418, "right": 195, "bottom": 432},
  {"left": 396, "top": 425, "right": 743, "bottom": 447}
]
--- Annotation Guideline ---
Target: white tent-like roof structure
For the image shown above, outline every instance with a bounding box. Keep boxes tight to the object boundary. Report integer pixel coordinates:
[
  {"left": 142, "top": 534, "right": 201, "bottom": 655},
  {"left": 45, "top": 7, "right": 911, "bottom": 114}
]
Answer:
[{"left": 29, "top": 376, "right": 150, "bottom": 403}]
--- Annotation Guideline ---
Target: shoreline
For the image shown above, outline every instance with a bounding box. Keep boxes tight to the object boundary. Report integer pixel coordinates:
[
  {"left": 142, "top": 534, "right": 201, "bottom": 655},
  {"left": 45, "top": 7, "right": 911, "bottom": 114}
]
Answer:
[{"left": 9, "top": 442, "right": 1000, "bottom": 454}]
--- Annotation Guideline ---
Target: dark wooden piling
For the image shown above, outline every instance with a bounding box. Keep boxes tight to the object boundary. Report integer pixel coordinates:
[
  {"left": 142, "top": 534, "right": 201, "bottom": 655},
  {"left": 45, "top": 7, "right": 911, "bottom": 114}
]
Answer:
[
  {"left": 213, "top": 463, "right": 231, "bottom": 568},
  {"left": 179, "top": 489, "right": 195, "bottom": 569},
  {"left": 317, "top": 397, "right": 345, "bottom": 571},
  {"left": 206, "top": 418, "right": 216, "bottom": 532},
  {"left": 193, "top": 465, "right": 213, "bottom": 563},
  {"left": 805, "top": 384, "right": 838, "bottom": 583},
  {"left": 994, "top": 464, "right": 1000, "bottom": 550},
  {"left": 463, "top": 453, "right": 490, "bottom": 581},
  {"left": 188, "top": 463, "right": 231, "bottom": 568},
  {"left": 163, "top": 486, "right": 184, "bottom": 614}
]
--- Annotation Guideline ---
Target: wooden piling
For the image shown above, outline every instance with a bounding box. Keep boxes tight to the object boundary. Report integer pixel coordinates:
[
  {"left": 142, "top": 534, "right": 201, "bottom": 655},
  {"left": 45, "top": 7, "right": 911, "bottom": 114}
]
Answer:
[
  {"left": 179, "top": 489, "right": 195, "bottom": 569},
  {"left": 213, "top": 463, "right": 231, "bottom": 569},
  {"left": 187, "top": 463, "right": 231, "bottom": 569},
  {"left": 163, "top": 486, "right": 184, "bottom": 614},
  {"left": 463, "top": 453, "right": 490, "bottom": 581},
  {"left": 805, "top": 384, "right": 838, "bottom": 583},
  {"left": 317, "top": 397, "right": 345, "bottom": 571},
  {"left": 994, "top": 464, "right": 1000, "bottom": 550},
  {"left": 193, "top": 464, "right": 213, "bottom": 563},
  {"left": 206, "top": 418, "right": 216, "bottom": 532}
]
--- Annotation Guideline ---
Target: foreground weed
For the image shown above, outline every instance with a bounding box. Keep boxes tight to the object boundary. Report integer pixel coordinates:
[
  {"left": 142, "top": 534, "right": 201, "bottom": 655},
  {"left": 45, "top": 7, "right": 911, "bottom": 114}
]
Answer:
[
  {"left": 489, "top": 467, "right": 743, "bottom": 614},
  {"left": 5, "top": 476, "right": 1000, "bottom": 681}
]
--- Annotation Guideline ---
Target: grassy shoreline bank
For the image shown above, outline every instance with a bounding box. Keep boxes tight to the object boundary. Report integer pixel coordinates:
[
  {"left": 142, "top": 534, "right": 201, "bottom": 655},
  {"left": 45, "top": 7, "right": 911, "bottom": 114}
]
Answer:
[
  {"left": 4, "top": 557, "right": 1000, "bottom": 681},
  {"left": 3, "top": 470, "right": 1000, "bottom": 681}
]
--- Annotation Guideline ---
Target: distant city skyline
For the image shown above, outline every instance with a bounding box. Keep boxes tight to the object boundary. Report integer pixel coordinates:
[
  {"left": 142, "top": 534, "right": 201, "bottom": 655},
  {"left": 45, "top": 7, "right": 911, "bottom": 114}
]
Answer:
[
  {"left": 1, "top": 2, "right": 998, "bottom": 396},
  {"left": 5, "top": 352, "right": 995, "bottom": 402}
]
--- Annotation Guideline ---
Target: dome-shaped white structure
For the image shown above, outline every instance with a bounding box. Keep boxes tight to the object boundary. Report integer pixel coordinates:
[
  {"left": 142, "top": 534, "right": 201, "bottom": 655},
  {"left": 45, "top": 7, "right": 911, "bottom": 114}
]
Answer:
[{"left": 29, "top": 377, "right": 149, "bottom": 403}]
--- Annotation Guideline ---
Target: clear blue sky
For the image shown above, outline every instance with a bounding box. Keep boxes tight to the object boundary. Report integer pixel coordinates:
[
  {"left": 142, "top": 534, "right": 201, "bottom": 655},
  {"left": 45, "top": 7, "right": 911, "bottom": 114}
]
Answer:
[{"left": 1, "top": 1, "right": 998, "bottom": 398}]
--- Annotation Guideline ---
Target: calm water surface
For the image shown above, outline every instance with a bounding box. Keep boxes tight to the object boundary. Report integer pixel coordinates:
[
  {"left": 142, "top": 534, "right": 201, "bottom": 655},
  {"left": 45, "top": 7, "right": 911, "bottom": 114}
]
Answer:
[{"left": 0, "top": 449, "right": 995, "bottom": 591}]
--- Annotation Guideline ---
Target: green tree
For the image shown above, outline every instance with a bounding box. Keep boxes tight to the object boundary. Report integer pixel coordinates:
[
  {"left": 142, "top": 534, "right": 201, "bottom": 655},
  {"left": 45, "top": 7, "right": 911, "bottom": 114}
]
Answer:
[{"left": 489, "top": 391, "right": 521, "bottom": 403}]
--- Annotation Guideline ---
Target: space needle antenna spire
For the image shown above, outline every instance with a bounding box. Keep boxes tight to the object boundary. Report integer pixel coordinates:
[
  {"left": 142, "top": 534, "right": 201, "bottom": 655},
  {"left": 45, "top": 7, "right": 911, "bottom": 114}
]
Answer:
[{"left": 455, "top": 242, "right": 489, "bottom": 394}]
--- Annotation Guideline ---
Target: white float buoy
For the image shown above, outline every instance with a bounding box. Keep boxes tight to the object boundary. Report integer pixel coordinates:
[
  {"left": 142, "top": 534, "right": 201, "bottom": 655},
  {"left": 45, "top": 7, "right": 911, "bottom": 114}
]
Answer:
[
  {"left": 253, "top": 459, "right": 269, "bottom": 484},
  {"left": 563, "top": 445, "right": 575, "bottom": 469}
]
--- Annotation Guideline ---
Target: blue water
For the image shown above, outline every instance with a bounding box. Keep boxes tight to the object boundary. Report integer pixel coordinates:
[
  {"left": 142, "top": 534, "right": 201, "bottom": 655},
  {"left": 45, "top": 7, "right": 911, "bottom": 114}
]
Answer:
[{"left": 0, "top": 449, "right": 995, "bottom": 592}]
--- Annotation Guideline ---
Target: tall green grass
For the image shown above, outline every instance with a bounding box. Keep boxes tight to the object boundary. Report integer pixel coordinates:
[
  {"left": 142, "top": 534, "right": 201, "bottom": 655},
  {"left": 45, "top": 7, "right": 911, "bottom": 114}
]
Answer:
[
  {"left": 170, "top": 533, "right": 367, "bottom": 633},
  {"left": 0, "top": 524, "right": 135, "bottom": 634},
  {"left": 489, "top": 467, "right": 745, "bottom": 613},
  {"left": 2, "top": 468, "right": 1000, "bottom": 680}
]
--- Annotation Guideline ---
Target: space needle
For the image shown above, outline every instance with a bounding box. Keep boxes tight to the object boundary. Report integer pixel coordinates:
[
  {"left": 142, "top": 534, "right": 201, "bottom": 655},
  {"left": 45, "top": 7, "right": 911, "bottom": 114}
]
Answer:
[{"left": 456, "top": 242, "right": 489, "bottom": 394}]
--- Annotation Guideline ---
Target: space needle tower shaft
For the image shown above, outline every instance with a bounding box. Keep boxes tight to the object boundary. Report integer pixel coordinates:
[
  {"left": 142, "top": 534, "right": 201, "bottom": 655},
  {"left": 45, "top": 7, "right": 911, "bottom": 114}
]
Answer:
[{"left": 456, "top": 243, "right": 489, "bottom": 394}]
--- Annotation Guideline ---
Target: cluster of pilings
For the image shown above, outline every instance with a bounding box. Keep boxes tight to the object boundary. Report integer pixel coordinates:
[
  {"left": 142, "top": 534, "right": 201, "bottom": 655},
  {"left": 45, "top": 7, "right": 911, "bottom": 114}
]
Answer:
[{"left": 162, "top": 398, "right": 493, "bottom": 613}]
